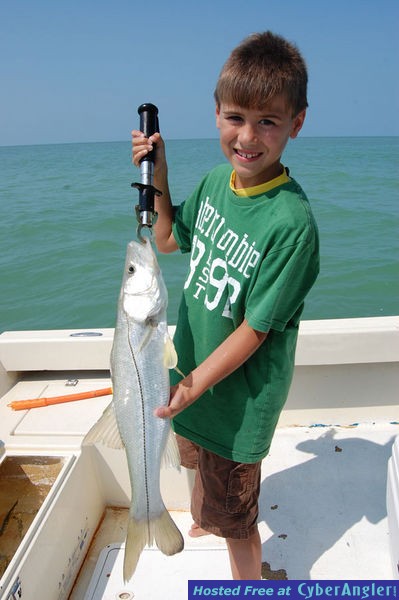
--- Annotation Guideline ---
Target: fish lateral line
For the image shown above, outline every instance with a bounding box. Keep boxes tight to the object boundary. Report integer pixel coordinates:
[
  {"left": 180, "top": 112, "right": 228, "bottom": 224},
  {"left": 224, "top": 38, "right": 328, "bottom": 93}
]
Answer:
[{"left": 126, "top": 320, "right": 151, "bottom": 521}]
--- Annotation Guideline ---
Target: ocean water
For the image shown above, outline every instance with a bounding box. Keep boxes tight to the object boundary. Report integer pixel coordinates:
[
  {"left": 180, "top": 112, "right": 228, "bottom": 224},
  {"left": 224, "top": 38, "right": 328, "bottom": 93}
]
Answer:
[{"left": 1, "top": 137, "right": 398, "bottom": 332}]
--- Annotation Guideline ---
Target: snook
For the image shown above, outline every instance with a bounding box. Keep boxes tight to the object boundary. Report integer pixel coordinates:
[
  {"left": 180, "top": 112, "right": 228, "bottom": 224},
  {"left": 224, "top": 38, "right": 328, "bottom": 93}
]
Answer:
[{"left": 85, "top": 238, "right": 184, "bottom": 581}]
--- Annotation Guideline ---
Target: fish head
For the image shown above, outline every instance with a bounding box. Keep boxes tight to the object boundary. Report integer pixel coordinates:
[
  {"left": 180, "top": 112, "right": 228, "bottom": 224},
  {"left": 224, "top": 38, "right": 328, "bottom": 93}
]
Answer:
[{"left": 121, "top": 239, "right": 167, "bottom": 323}]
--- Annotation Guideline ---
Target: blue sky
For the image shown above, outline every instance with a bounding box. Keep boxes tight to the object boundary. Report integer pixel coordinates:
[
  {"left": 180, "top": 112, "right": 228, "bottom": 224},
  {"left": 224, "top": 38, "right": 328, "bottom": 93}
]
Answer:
[{"left": 1, "top": 0, "right": 398, "bottom": 145}]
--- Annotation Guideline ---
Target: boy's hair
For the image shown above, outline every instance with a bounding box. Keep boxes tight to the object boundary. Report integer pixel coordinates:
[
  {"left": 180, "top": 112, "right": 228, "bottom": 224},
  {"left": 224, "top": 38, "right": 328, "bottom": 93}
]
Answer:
[{"left": 214, "top": 31, "right": 308, "bottom": 116}]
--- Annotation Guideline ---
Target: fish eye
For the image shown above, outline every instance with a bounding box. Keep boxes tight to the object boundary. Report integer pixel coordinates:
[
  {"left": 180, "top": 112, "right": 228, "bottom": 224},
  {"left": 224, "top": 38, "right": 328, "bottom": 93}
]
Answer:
[{"left": 128, "top": 265, "right": 135, "bottom": 274}]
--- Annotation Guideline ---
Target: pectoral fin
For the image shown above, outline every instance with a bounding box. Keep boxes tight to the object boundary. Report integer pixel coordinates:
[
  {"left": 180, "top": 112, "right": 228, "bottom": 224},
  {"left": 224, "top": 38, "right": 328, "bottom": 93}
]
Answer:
[
  {"left": 83, "top": 402, "right": 124, "bottom": 449},
  {"left": 163, "top": 333, "right": 178, "bottom": 369}
]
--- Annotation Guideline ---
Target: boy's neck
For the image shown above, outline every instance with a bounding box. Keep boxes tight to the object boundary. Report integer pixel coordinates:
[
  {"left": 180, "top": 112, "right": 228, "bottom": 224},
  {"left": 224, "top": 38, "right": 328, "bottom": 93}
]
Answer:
[
  {"left": 232, "top": 161, "right": 285, "bottom": 190},
  {"left": 230, "top": 167, "right": 290, "bottom": 197}
]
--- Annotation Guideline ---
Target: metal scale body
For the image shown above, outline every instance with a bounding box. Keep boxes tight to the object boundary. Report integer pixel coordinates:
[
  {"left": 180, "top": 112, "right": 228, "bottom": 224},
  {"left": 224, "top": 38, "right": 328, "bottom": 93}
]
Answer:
[{"left": 132, "top": 103, "right": 161, "bottom": 241}]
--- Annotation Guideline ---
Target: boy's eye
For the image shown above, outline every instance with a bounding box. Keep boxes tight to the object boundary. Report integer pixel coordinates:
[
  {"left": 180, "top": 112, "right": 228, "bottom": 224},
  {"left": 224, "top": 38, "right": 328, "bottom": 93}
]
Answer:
[
  {"left": 226, "top": 115, "right": 243, "bottom": 122},
  {"left": 260, "top": 119, "right": 275, "bottom": 126}
]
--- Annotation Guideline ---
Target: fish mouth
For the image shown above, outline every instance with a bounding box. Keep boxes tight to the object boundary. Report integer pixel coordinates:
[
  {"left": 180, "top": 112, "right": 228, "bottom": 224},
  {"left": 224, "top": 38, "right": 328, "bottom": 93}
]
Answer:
[{"left": 234, "top": 149, "right": 262, "bottom": 160}]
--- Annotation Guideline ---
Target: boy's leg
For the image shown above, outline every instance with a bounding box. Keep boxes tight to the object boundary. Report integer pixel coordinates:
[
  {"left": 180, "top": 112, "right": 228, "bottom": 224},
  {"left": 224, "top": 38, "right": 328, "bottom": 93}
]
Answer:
[
  {"left": 189, "top": 444, "right": 262, "bottom": 579},
  {"left": 189, "top": 523, "right": 262, "bottom": 578},
  {"left": 176, "top": 433, "right": 263, "bottom": 579},
  {"left": 175, "top": 434, "right": 205, "bottom": 537},
  {"left": 226, "top": 528, "right": 262, "bottom": 580}
]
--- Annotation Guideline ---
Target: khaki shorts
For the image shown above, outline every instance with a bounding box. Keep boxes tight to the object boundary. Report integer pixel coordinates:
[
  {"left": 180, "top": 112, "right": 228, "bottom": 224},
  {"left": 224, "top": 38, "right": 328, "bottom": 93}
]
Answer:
[{"left": 176, "top": 435, "right": 261, "bottom": 540}]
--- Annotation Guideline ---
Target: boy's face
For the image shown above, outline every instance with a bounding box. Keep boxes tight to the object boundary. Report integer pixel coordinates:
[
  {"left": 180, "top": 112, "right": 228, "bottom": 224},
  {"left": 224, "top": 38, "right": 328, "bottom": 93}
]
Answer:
[{"left": 216, "top": 96, "right": 305, "bottom": 189}]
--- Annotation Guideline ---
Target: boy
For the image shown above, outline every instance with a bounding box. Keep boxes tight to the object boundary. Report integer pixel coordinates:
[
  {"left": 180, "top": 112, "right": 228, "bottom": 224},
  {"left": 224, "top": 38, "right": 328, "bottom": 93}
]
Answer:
[{"left": 132, "top": 31, "right": 319, "bottom": 579}]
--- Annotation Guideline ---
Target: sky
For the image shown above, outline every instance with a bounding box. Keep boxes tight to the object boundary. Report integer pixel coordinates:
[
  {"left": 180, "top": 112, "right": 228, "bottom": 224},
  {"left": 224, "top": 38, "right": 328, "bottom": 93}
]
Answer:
[{"left": 1, "top": 0, "right": 398, "bottom": 146}]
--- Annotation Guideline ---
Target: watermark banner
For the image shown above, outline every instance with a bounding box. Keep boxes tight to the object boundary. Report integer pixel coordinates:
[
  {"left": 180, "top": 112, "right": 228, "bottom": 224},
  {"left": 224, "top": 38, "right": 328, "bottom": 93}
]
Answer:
[{"left": 188, "top": 580, "right": 398, "bottom": 600}]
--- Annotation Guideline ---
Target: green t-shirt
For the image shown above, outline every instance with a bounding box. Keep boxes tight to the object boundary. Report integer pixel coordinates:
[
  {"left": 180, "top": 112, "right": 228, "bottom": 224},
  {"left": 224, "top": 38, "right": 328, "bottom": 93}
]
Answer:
[{"left": 171, "top": 164, "right": 319, "bottom": 463}]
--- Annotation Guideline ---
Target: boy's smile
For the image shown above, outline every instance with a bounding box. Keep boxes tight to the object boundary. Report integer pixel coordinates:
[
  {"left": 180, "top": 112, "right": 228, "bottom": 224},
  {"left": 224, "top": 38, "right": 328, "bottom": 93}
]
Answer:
[{"left": 216, "top": 97, "right": 306, "bottom": 189}]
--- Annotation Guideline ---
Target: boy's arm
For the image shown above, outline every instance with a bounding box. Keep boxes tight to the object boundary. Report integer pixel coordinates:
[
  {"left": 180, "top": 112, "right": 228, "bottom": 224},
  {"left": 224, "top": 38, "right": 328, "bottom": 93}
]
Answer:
[
  {"left": 154, "top": 319, "right": 268, "bottom": 419},
  {"left": 132, "top": 130, "right": 178, "bottom": 253}
]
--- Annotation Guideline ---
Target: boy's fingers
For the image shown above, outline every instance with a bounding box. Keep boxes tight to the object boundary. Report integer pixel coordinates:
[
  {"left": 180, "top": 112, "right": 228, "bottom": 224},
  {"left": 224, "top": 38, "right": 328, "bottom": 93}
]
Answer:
[
  {"left": 153, "top": 398, "right": 186, "bottom": 419},
  {"left": 131, "top": 130, "right": 160, "bottom": 143},
  {"left": 153, "top": 406, "right": 173, "bottom": 419},
  {"left": 132, "top": 134, "right": 155, "bottom": 166},
  {"left": 148, "top": 132, "right": 161, "bottom": 143}
]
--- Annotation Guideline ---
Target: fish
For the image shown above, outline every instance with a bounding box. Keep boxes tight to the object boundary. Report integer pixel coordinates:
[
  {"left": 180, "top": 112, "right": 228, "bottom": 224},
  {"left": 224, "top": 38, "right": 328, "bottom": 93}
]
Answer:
[{"left": 85, "top": 238, "right": 184, "bottom": 581}]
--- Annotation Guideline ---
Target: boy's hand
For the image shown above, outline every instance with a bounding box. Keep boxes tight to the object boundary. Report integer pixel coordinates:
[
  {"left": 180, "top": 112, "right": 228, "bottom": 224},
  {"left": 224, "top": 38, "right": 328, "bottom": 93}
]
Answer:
[
  {"left": 131, "top": 130, "right": 167, "bottom": 176},
  {"left": 154, "top": 377, "right": 196, "bottom": 419}
]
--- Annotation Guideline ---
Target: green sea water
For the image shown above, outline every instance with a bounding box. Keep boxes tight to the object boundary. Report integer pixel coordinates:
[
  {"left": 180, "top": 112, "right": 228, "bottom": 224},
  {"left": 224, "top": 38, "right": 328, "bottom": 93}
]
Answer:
[{"left": 1, "top": 137, "right": 398, "bottom": 332}]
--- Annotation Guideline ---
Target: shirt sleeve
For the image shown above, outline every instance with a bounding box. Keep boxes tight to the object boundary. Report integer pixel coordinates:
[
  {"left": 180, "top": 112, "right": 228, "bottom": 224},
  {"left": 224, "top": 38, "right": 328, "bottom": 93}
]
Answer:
[
  {"left": 172, "top": 175, "right": 210, "bottom": 253},
  {"left": 172, "top": 200, "right": 192, "bottom": 253}
]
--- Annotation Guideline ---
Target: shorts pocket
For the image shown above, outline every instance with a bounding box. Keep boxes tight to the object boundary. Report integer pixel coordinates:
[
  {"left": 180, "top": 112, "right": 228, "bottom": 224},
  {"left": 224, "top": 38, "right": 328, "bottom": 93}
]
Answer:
[{"left": 226, "top": 463, "right": 259, "bottom": 514}]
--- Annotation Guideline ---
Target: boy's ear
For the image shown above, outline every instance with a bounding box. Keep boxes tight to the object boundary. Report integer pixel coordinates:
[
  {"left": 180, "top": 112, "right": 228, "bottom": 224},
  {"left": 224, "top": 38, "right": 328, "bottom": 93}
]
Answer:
[
  {"left": 290, "top": 109, "right": 306, "bottom": 139},
  {"left": 215, "top": 104, "right": 221, "bottom": 129}
]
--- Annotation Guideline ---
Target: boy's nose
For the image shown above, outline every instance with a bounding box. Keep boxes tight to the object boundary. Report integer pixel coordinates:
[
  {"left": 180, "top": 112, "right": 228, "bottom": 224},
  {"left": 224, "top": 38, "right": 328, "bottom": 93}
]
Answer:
[{"left": 239, "top": 123, "right": 258, "bottom": 144}]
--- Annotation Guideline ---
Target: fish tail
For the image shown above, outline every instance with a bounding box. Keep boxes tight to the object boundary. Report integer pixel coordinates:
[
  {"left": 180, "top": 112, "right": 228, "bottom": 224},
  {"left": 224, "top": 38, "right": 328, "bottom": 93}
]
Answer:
[
  {"left": 123, "top": 510, "right": 184, "bottom": 582},
  {"left": 123, "top": 517, "right": 149, "bottom": 583},
  {"left": 153, "top": 509, "right": 185, "bottom": 557}
]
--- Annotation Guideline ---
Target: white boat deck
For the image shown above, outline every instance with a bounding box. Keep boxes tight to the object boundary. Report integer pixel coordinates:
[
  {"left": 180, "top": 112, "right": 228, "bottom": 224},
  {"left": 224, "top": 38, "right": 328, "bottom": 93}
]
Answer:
[
  {"left": 0, "top": 317, "right": 398, "bottom": 600},
  {"left": 69, "top": 422, "right": 397, "bottom": 600}
]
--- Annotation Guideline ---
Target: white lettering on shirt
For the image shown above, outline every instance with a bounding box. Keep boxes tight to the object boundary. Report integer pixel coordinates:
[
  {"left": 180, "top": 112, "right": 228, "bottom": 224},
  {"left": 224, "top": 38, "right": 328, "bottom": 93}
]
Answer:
[{"left": 185, "top": 196, "right": 261, "bottom": 318}]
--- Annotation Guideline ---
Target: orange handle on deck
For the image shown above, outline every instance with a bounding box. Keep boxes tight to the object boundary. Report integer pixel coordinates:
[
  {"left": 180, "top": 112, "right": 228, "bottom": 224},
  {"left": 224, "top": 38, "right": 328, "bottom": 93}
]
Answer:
[{"left": 8, "top": 387, "right": 113, "bottom": 410}]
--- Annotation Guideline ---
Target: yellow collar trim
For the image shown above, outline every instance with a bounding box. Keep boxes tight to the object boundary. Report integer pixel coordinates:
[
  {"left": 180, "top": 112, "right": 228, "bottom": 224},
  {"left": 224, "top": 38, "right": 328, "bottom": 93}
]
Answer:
[{"left": 230, "top": 168, "right": 290, "bottom": 197}]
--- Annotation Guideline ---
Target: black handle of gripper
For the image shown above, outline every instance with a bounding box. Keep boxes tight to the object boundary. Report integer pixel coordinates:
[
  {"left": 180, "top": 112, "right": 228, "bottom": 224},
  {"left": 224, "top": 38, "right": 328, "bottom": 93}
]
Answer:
[{"left": 138, "top": 103, "right": 159, "bottom": 163}]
